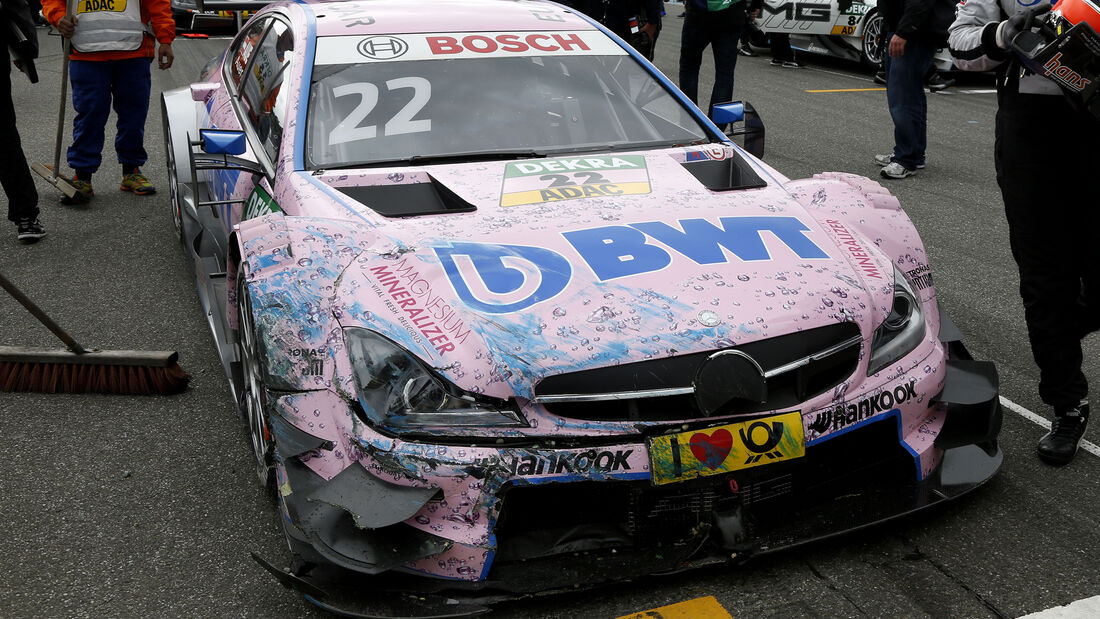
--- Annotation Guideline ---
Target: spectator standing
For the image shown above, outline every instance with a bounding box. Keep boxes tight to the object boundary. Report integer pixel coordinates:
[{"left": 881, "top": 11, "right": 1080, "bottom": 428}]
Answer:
[
  {"left": 0, "top": 0, "right": 44, "bottom": 242},
  {"left": 42, "top": 0, "right": 175, "bottom": 204},
  {"left": 874, "top": 0, "right": 955, "bottom": 179},
  {"left": 678, "top": 0, "right": 748, "bottom": 128},
  {"left": 564, "top": 0, "right": 662, "bottom": 60},
  {"left": 949, "top": 2, "right": 1100, "bottom": 464},
  {"left": 767, "top": 32, "right": 805, "bottom": 68}
]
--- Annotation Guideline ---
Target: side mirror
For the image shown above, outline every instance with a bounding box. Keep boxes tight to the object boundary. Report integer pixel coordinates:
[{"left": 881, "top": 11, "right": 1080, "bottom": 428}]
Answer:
[
  {"left": 200, "top": 128, "right": 247, "bottom": 155},
  {"left": 712, "top": 101, "right": 765, "bottom": 159}
]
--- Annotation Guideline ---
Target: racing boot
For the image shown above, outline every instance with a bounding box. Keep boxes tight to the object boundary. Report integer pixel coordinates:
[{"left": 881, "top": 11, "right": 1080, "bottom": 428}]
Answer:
[{"left": 1037, "top": 402, "right": 1090, "bottom": 465}]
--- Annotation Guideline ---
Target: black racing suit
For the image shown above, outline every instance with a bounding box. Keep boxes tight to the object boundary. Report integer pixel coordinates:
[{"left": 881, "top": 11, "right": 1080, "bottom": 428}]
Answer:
[
  {"left": 949, "top": 0, "right": 1100, "bottom": 412},
  {"left": 562, "top": 0, "right": 663, "bottom": 59},
  {"left": 0, "top": 0, "right": 39, "bottom": 225}
]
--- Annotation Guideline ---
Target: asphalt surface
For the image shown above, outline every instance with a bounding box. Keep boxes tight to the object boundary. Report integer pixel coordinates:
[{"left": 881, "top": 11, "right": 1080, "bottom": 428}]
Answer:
[{"left": 2, "top": 8, "right": 1098, "bottom": 619}]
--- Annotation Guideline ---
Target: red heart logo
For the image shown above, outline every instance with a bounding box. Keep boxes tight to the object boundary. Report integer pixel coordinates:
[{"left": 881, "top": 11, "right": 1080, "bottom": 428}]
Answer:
[{"left": 688, "top": 428, "right": 733, "bottom": 470}]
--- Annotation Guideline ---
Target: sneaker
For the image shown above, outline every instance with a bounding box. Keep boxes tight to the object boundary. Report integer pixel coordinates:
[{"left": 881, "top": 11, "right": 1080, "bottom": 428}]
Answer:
[
  {"left": 782, "top": 60, "right": 805, "bottom": 68},
  {"left": 16, "top": 218, "right": 46, "bottom": 243},
  {"left": 739, "top": 42, "right": 758, "bottom": 57},
  {"left": 769, "top": 58, "right": 783, "bottom": 66},
  {"left": 59, "top": 176, "right": 93, "bottom": 205},
  {"left": 873, "top": 71, "right": 886, "bottom": 85},
  {"left": 1037, "top": 403, "right": 1089, "bottom": 465},
  {"left": 874, "top": 154, "right": 925, "bottom": 169},
  {"left": 120, "top": 171, "right": 156, "bottom": 195},
  {"left": 880, "top": 161, "right": 915, "bottom": 179},
  {"left": 926, "top": 74, "right": 955, "bottom": 92}
]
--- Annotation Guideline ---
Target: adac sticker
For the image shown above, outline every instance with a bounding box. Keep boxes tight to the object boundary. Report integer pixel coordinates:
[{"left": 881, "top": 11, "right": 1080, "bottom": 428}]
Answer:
[
  {"left": 243, "top": 185, "right": 281, "bottom": 221},
  {"left": 500, "top": 155, "right": 651, "bottom": 207},
  {"left": 78, "top": 0, "right": 126, "bottom": 13}
]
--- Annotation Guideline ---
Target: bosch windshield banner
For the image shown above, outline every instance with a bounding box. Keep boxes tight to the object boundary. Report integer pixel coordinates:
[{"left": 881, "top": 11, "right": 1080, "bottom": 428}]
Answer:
[{"left": 315, "top": 31, "right": 627, "bottom": 65}]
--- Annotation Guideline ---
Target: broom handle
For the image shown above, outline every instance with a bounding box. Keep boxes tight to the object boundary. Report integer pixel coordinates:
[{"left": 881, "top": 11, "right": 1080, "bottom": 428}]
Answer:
[
  {"left": 0, "top": 272, "right": 88, "bottom": 354},
  {"left": 52, "top": 0, "right": 74, "bottom": 181}
]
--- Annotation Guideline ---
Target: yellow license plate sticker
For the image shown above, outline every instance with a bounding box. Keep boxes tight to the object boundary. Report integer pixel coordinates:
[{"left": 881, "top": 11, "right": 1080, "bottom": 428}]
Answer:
[{"left": 648, "top": 411, "right": 805, "bottom": 485}]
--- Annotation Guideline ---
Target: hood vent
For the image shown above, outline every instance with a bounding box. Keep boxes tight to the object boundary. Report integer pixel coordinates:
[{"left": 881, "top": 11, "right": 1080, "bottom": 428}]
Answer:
[
  {"left": 681, "top": 156, "right": 768, "bottom": 192},
  {"left": 334, "top": 175, "right": 476, "bottom": 218}
]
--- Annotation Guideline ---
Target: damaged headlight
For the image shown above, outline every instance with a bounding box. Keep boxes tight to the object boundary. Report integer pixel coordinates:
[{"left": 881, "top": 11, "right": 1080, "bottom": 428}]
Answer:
[
  {"left": 867, "top": 265, "right": 926, "bottom": 376},
  {"left": 344, "top": 327, "right": 527, "bottom": 429}
]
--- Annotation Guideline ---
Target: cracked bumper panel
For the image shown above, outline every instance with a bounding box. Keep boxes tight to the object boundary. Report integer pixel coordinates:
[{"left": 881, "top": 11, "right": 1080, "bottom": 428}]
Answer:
[{"left": 270, "top": 344, "right": 1001, "bottom": 585}]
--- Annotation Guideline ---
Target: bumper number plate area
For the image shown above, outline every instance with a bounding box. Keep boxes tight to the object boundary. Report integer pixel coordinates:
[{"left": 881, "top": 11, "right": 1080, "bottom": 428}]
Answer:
[{"left": 648, "top": 411, "right": 806, "bottom": 485}]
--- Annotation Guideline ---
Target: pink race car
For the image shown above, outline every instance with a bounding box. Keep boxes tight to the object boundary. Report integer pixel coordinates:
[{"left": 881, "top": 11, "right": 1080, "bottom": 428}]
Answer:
[{"left": 161, "top": 0, "right": 1001, "bottom": 614}]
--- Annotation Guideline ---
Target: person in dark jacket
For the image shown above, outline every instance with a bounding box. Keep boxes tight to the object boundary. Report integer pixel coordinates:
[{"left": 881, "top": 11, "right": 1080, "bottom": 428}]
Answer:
[
  {"left": 678, "top": 0, "right": 748, "bottom": 128},
  {"left": 949, "top": 0, "right": 1100, "bottom": 465},
  {"left": 563, "top": 0, "right": 662, "bottom": 59},
  {"left": 874, "top": 0, "right": 956, "bottom": 179},
  {"left": 0, "top": 0, "right": 44, "bottom": 242}
]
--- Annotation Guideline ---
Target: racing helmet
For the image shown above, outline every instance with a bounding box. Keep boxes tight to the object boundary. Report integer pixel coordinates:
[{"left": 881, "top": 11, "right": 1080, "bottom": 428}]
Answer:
[
  {"left": 1012, "top": 0, "right": 1100, "bottom": 119},
  {"left": 1052, "top": 0, "right": 1100, "bottom": 33}
]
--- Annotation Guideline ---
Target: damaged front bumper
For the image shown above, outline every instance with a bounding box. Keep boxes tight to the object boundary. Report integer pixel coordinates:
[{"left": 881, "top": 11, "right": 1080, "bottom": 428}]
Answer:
[{"left": 254, "top": 338, "right": 1002, "bottom": 618}]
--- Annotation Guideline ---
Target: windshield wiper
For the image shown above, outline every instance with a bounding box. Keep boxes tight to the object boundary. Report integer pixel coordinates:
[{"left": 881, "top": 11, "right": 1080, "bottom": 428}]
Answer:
[
  {"left": 406, "top": 149, "right": 547, "bottom": 165},
  {"left": 323, "top": 149, "right": 548, "bottom": 170}
]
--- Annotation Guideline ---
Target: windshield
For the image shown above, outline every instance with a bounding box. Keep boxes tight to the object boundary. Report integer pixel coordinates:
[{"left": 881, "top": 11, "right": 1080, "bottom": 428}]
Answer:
[{"left": 305, "top": 31, "right": 712, "bottom": 168}]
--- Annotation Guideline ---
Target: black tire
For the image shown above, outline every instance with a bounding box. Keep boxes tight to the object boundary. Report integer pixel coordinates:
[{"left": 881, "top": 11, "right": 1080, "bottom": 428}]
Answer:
[
  {"left": 860, "top": 11, "right": 885, "bottom": 69},
  {"left": 236, "top": 274, "right": 274, "bottom": 488},
  {"left": 160, "top": 103, "right": 185, "bottom": 245}
]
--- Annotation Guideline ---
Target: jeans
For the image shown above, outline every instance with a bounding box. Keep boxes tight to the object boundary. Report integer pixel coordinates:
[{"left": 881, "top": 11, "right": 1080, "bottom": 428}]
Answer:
[
  {"left": 770, "top": 33, "right": 794, "bottom": 63},
  {"left": 0, "top": 46, "right": 38, "bottom": 223},
  {"left": 68, "top": 57, "right": 153, "bottom": 175},
  {"left": 883, "top": 33, "right": 935, "bottom": 170},
  {"left": 678, "top": 4, "right": 745, "bottom": 122}
]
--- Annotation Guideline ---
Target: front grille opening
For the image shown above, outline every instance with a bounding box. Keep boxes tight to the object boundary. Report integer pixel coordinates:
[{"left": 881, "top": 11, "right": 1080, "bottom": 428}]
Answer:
[
  {"left": 536, "top": 322, "right": 862, "bottom": 422},
  {"left": 490, "top": 417, "right": 917, "bottom": 566},
  {"left": 494, "top": 480, "right": 725, "bottom": 562}
]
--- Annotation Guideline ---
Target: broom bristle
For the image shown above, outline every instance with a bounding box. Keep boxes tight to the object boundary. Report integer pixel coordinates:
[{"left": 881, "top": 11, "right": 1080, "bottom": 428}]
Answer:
[{"left": 0, "top": 360, "right": 190, "bottom": 395}]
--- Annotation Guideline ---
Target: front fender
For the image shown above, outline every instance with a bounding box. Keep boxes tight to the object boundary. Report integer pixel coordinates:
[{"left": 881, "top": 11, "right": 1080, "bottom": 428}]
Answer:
[{"left": 233, "top": 214, "right": 386, "bottom": 393}]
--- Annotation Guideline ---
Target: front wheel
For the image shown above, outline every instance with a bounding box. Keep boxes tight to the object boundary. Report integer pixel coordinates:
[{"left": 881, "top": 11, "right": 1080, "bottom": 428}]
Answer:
[
  {"left": 860, "top": 12, "right": 885, "bottom": 69},
  {"left": 160, "top": 103, "right": 185, "bottom": 245},
  {"left": 236, "top": 274, "right": 274, "bottom": 488}
]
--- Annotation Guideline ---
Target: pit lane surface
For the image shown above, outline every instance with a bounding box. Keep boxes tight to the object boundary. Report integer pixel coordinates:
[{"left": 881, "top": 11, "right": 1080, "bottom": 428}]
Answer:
[{"left": 2, "top": 12, "right": 1098, "bottom": 618}]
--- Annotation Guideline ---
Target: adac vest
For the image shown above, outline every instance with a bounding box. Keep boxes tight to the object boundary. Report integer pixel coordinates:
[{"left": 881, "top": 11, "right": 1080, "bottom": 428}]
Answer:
[{"left": 71, "top": 0, "right": 148, "bottom": 53}]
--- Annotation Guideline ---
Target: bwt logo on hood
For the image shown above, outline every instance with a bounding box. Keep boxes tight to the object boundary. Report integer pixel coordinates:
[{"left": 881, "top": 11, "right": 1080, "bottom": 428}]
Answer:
[{"left": 434, "top": 216, "right": 829, "bottom": 314}]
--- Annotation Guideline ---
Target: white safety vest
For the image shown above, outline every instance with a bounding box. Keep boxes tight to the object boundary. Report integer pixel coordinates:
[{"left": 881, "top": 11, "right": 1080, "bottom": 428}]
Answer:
[{"left": 71, "top": 0, "right": 148, "bottom": 53}]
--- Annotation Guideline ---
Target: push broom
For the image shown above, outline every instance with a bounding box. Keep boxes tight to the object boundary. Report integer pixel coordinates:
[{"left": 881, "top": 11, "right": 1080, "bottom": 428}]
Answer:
[
  {"left": 0, "top": 271, "right": 189, "bottom": 395},
  {"left": 30, "top": 0, "right": 82, "bottom": 201}
]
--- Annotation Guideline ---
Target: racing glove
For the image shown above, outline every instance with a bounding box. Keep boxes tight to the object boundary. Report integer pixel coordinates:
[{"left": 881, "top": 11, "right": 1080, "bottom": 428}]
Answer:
[{"left": 996, "top": 4, "right": 1052, "bottom": 49}]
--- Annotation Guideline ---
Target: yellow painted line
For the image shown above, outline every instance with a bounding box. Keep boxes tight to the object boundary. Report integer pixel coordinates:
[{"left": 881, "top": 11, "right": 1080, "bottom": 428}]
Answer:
[
  {"left": 617, "top": 596, "right": 734, "bottom": 619},
  {"left": 805, "top": 87, "right": 887, "bottom": 93}
]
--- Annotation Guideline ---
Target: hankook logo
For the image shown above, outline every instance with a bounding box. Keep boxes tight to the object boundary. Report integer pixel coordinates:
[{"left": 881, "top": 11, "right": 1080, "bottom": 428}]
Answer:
[{"left": 357, "top": 35, "right": 409, "bottom": 60}]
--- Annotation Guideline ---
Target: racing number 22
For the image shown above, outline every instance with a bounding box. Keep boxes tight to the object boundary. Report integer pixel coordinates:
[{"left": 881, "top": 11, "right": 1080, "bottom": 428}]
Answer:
[
  {"left": 328, "top": 77, "right": 432, "bottom": 145},
  {"left": 541, "top": 172, "right": 610, "bottom": 187}
]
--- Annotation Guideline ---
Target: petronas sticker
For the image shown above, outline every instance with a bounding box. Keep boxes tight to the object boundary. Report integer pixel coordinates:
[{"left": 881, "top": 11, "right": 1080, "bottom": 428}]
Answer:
[
  {"left": 500, "top": 155, "right": 651, "bottom": 207},
  {"left": 243, "top": 185, "right": 281, "bottom": 220}
]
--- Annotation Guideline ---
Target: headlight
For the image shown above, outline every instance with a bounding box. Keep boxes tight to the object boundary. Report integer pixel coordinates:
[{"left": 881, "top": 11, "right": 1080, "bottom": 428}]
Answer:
[
  {"left": 344, "top": 327, "right": 527, "bottom": 429},
  {"left": 867, "top": 265, "right": 926, "bottom": 376}
]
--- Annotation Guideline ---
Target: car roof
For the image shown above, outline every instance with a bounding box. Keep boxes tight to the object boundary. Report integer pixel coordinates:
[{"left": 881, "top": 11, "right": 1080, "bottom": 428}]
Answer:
[{"left": 306, "top": 0, "right": 594, "bottom": 37}]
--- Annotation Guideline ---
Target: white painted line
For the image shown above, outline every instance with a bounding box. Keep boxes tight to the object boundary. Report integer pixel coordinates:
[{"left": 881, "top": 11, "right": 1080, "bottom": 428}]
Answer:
[
  {"left": 1017, "top": 594, "right": 1100, "bottom": 618},
  {"left": 937, "top": 88, "right": 998, "bottom": 95},
  {"left": 999, "top": 396, "right": 1100, "bottom": 458}
]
